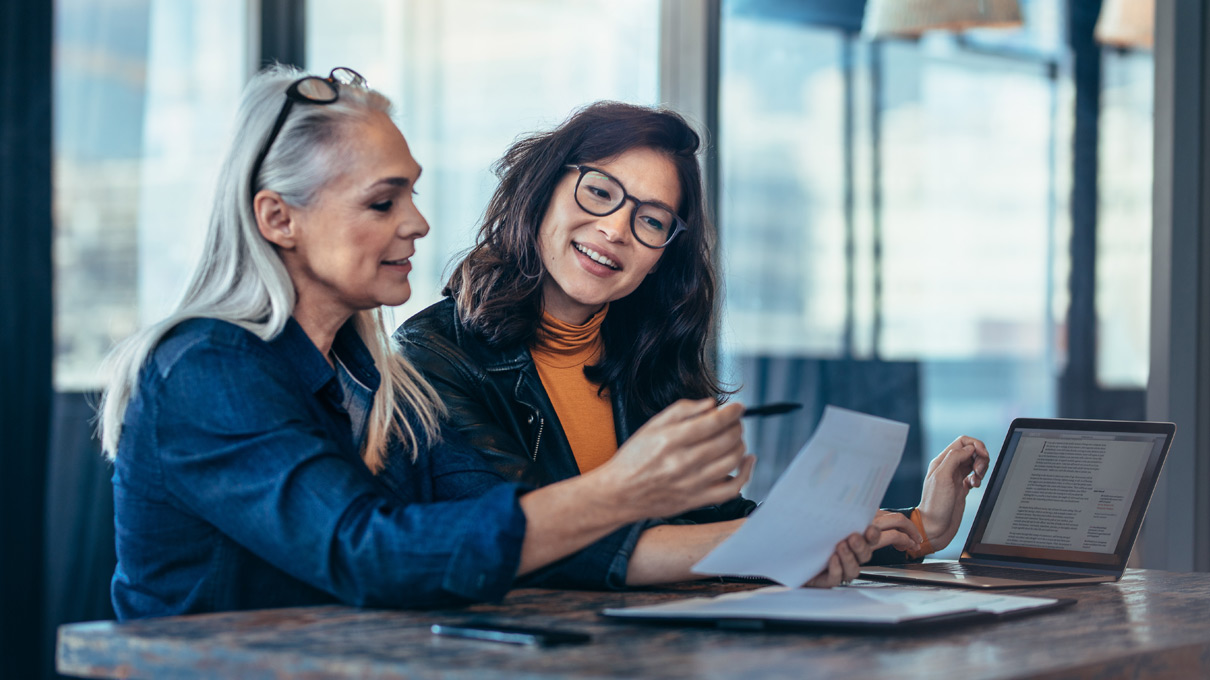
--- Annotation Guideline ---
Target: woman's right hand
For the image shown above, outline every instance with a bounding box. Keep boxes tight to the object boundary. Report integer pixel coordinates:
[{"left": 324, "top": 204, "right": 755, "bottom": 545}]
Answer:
[
  {"left": 805, "top": 525, "right": 880, "bottom": 587},
  {"left": 870, "top": 509, "right": 923, "bottom": 553},
  {"left": 590, "top": 398, "right": 755, "bottom": 522}
]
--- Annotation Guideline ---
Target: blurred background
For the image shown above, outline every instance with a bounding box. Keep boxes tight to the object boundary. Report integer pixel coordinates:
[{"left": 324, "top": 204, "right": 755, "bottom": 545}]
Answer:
[{"left": 7, "top": 1, "right": 1204, "bottom": 678}]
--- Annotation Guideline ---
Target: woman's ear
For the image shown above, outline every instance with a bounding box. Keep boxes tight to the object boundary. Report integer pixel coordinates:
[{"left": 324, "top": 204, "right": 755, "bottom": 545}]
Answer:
[{"left": 254, "top": 190, "right": 297, "bottom": 249}]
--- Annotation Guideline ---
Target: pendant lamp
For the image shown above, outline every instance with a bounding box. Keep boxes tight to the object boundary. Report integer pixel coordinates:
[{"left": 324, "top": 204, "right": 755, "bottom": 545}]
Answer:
[
  {"left": 863, "top": 0, "right": 1023, "bottom": 39},
  {"left": 1094, "top": 0, "right": 1153, "bottom": 49}
]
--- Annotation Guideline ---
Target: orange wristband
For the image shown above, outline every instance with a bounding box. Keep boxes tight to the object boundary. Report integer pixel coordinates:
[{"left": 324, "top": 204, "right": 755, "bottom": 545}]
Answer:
[{"left": 906, "top": 508, "right": 933, "bottom": 560}]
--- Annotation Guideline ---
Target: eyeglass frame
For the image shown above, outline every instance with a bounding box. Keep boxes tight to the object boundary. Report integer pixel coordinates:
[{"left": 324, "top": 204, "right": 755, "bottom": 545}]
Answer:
[
  {"left": 564, "top": 164, "right": 687, "bottom": 249},
  {"left": 248, "top": 67, "right": 367, "bottom": 202}
]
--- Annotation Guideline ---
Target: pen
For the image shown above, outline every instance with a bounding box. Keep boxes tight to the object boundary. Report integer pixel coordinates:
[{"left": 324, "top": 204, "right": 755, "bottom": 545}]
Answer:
[{"left": 742, "top": 402, "right": 803, "bottom": 418}]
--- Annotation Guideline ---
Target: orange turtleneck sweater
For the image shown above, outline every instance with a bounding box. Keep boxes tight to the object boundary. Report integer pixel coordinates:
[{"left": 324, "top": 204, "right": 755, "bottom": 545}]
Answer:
[{"left": 530, "top": 305, "right": 617, "bottom": 474}]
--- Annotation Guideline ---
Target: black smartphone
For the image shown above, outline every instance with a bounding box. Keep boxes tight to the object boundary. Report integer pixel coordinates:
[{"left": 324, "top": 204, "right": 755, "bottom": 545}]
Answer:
[{"left": 430, "top": 621, "right": 591, "bottom": 647}]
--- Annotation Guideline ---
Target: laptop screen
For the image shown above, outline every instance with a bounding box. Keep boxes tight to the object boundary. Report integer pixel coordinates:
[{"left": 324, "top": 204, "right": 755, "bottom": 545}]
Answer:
[{"left": 961, "top": 418, "right": 1174, "bottom": 571}]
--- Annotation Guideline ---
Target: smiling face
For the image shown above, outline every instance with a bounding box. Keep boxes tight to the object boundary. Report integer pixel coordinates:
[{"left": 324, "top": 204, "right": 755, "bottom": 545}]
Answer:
[
  {"left": 537, "top": 146, "right": 681, "bottom": 325},
  {"left": 270, "top": 110, "right": 428, "bottom": 326}
]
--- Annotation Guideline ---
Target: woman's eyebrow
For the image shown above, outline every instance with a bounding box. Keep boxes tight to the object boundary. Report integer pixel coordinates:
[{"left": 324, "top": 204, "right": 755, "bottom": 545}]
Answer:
[
  {"left": 635, "top": 194, "right": 679, "bottom": 214},
  {"left": 367, "top": 176, "right": 413, "bottom": 191},
  {"left": 626, "top": 181, "right": 677, "bottom": 210},
  {"left": 367, "top": 166, "right": 422, "bottom": 192}
]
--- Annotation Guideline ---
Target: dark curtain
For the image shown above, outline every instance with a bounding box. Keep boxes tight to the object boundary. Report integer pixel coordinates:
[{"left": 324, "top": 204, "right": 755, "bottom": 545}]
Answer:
[
  {"left": 0, "top": 1, "right": 53, "bottom": 678},
  {"left": 738, "top": 357, "right": 924, "bottom": 508},
  {"left": 44, "top": 393, "right": 116, "bottom": 679}
]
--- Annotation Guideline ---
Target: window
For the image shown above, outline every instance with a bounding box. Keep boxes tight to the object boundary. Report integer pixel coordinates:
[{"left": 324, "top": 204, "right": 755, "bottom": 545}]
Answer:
[
  {"left": 719, "top": 0, "right": 1152, "bottom": 554},
  {"left": 1097, "top": 48, "right": 1152, "bottom": 389},
  {"left": 54, "top": 0, "right": 248, "bottom": 389}
]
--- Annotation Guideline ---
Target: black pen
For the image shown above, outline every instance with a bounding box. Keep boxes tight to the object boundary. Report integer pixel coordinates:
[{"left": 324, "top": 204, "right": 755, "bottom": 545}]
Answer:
[{"left": 741, "top": 402, "right": 803, "bottom": 418}]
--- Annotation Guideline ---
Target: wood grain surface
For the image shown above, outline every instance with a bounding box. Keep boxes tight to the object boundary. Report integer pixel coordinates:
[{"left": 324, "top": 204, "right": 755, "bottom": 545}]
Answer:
[{"left": 57, "top": 569, "right": 1210, "bottom": 680}]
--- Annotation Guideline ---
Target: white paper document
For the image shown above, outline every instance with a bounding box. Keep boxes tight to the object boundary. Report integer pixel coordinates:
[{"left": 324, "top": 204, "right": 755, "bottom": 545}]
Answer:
[
  {"left": 691, "top": 406, "right": 908, "bottom": 586},
  {"left": 602, "top": 585, "right": 1062, "bottom": 625}
]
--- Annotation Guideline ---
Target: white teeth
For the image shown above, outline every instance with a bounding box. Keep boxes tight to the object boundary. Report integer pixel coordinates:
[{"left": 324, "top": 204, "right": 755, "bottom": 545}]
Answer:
[{"left": 574, "top": 243, "right": 619, "bottom": 270}]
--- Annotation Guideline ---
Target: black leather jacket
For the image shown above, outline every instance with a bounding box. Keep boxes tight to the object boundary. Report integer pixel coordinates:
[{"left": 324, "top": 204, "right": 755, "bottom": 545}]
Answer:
[{"left": 394, "top": 297, "right": 758, "bottom": 524}]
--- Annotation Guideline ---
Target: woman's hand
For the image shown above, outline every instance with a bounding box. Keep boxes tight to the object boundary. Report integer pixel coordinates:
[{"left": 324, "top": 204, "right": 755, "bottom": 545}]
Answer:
[
  {"left": 870, "top": 509, "right": 923, "bottom": 552},
  {"left": 589, "top": 399, "right": 755, "bottom": 523},
  {"left": 916, "top": 435, "right": 991, "bottom": 552},
  {"left": 805, "top": 525, "right": 880, "bottom": 587}
]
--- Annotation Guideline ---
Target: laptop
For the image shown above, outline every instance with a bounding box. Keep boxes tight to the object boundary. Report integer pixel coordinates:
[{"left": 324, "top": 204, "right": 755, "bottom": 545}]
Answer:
[{"left": 861, "top": 418, "right": 1175, "bottom": 589}]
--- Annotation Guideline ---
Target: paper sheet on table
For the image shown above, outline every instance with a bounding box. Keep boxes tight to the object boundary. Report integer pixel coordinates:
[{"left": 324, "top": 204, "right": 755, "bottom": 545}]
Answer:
[
  {"left": 603, "top": 585, "right": 1062, "bottom": 624},
  {"left": 691, "top": 406, "right": 907, "bottom": 586}
]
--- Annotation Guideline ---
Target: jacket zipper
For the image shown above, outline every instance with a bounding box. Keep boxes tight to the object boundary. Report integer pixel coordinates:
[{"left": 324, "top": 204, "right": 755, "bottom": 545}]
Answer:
[{"left": 531, "top": 416, "right": 544, "bottom": 462}]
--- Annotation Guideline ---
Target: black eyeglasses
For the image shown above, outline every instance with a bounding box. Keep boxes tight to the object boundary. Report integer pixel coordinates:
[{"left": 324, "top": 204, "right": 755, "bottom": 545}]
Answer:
[
  {"left": 565, "top": 164, "right": 687, "bottom": 249},
  {"left": 248, "top": 67, "right": 367, "bottom": 202}
]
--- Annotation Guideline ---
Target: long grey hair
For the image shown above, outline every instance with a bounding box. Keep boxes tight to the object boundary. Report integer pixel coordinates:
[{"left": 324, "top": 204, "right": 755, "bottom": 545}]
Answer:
[{"left": 98, "top": 65, "right": 443, "bottom": 472}]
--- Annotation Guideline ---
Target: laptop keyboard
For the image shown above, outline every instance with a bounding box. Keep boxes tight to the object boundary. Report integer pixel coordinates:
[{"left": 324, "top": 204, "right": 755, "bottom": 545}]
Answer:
[{"left": 894, "top": 562, "right": 1095, "bottom": 582}]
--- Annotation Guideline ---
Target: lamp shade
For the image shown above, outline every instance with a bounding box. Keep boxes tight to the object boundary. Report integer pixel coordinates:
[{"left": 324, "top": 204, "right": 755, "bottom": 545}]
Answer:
[
  {"left": 863, "top": 0, "right": 1023, "bottom": 39},
  {"left": 1094, "top": 0, "right": 1153, "bottom": 49}
]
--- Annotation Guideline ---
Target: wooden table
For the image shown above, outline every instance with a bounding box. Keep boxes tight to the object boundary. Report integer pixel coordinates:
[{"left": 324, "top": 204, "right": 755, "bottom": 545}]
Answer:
[{"left": 57, "top": 569, "right": 1210, "bottom": 679}]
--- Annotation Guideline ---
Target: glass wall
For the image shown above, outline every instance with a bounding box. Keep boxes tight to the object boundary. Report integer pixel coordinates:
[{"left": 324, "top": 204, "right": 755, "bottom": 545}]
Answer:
[
  {"left": 54, "top": 0, "right": 248, "bottom": 389},
  {"left": 718, "top": 1, "right": 1152, "bottom": 553}
]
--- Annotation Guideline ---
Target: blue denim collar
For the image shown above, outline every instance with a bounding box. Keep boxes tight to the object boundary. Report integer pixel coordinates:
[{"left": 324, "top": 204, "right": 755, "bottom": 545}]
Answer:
[
  {"left": 270, "top": 316, "right": 381, "bottom": 396},
  {"left": 333, "top": 320, "right": 381, "bottom": 393}
]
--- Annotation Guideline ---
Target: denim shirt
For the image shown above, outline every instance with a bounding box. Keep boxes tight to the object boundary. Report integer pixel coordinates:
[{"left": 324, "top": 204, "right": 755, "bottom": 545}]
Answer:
[{"left": 111, "top": 316, "right": 646, "bottom": 620}]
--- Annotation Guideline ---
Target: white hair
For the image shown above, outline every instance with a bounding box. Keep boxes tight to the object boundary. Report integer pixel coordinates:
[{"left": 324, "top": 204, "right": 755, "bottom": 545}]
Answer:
[{"left": 99, "top": 64, "right": 443, "bottom": 472}]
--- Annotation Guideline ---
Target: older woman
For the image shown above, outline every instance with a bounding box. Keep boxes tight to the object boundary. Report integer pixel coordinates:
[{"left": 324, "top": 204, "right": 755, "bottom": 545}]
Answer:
[
  {"left": 100, "top": 68, "right": 876, "bottom": 620},
  {"left": 397, "top": 102, "right": 990, "bottom": 562}
]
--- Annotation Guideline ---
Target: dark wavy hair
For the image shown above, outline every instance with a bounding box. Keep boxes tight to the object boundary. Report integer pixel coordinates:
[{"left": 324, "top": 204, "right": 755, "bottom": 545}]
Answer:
[{"left": 445, "top": 101, "right": 726, "bottom": 419}]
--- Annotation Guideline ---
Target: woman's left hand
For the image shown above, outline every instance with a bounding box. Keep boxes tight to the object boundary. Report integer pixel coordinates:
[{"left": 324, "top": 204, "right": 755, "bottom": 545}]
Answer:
[
  {"left": 916, "top": 435, "right": 991, "bottom": 552},
  {"left": 804, "top": 525, "right": 880, "bottom": 588}
]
